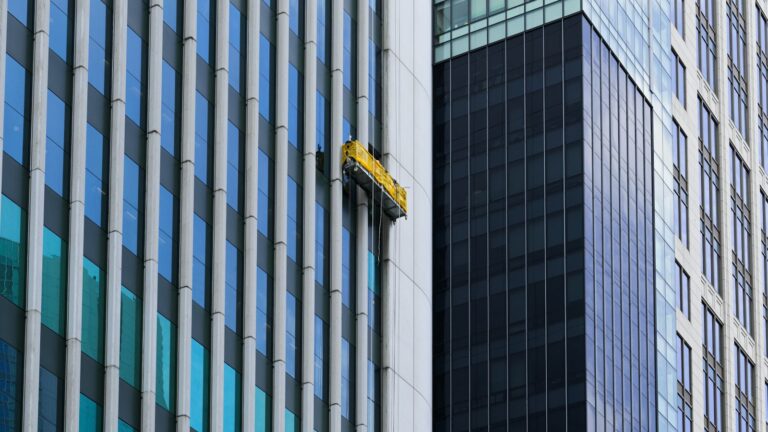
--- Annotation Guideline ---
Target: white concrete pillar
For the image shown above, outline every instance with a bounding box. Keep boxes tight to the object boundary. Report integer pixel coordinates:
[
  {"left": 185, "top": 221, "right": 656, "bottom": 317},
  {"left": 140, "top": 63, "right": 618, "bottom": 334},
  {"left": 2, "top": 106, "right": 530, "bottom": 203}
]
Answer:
[
  {"left": 241, "top": 0, "right": 261, "bottom": 430},
  {"left": 210, "top": 0, "right": 230, "bottom": 429},
  {"left": 64, "top": 0, "right": 91, "bottom": 429},
  {"left": 103, "top": 0, "right": 128, "bottom": 427},
  {"left": 272, "top": 0, "right": 289, "bottom": 429},
  {"left": 22, "top": 0, "right": 51, "bottom": 430},
  {"left": 329, "top": 0, "right": 344, "bottom": 429},
  {"left": 354, "top": 1, "right": 369, "bottom": 430},
  {"left": 140, "top": 0, "right": 163, "bottom": 429},
  {"left": 176, "top": 0, "right": 198, "bottom": 428},
  {"left": 301, "top": 0, "right": 318, "bottom": 429}
]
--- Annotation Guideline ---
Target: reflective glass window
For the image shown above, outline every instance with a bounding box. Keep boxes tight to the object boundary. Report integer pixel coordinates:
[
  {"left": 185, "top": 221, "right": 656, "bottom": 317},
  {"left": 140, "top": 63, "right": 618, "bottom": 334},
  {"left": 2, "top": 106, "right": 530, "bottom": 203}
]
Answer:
[
  {"left": 225, "top": 241, "right": 240, "bottom": 332},
  {"left": 118, "top": 420, "right": 135, "bottom": 432},
  {"left": 697, "top": 0, "right": 718, "bottom": 91},
  {"left": 159, "top": 186, "right": 176, "bottom": 283},
  {"left": 50, "top": 0, "right": 71, "bottom": 61},
  {"left": 289, "top": 0, "right": 300, "bottom": 35},
  {"left": 88, "top": 0, "right": 109, "bottom": 94},
  {"left": 85, "top": 125, "right": 106, "bottom": 226},
  {"left": 164, "top": 0, "right": 179, "bottom": 31},
  {"left": 341, "top": 338, "right": 352, "bottom": 419},
  {"left": 673, "top": 120, "right": 688, "bottom": 247},
  {"left": 258, "top": 150, "right": 271, "bottom": 236},
  {"left": 286, "top": 292, "right": 298, "bottom": 377},
  {"left": 197, "top": 0, "right": 212, "bottom": 63},
  {"left": 259, "top": 36, "right": 272, "bottom": 122},
  {"left": 8, "top": 0, "right": 29, "bottom": 25},
  {"left": 255, "top": 387, "right": 271, "bottom": 432},
  {"left": 316, "top": 92, "right": 327, "bottom": 164},
  {"left": 126, "top": 29, "right": 146, "bottom": 127},
  {"left": 288, "top": 65, "right": 302, "bottom": 149},
  {"left": 162, "top": 61, "right": 178, "bottom": 157},
  {"left": 195, "top": 92, "right": 210, "bottom": 183},
  {"left": 4, "top": 56, "right": 29, "bottom": 166},
  {"left": 156, "top": 313, "right": 176, "bottom": 412},
  {"left": 314, "top": 315, "right": 325, "bottom": 399},
  {"left": 315, "top": 203, "right": 326, "bottom": 286},
  {"left": 193, "top": 215, "right": 210, "bottom": 308},
  {"left": 190, "top": 340, "right": 210, "bottom": 431},
  {"left": 39, "top": 367, "right": 61, "bottom": 431},
  {"left": 45, "top": 91, "right": 69, "bottom": 197},
  {"left": 224, "top": 365, "right": 241, "bottom": 432},
  {"left": 120, "top": 286, "right": 141, "bottom": 388},
  {"left": 229, "top": 4, "right": 243, "bottom": 92},
  {"left": 287, "top": 177, "right": 300, "bottom": 261},
  {"left": 123, "top": 156, "right": 143, "bottom": 255},
  {"left": 82, "top": 258, "right": 105, "bottom": 363},
  {"left": 42, "top": 228, "right": 67, "bottom": 334},
  {"left": 342, "top": 228, "right": 352, "bottom": 307},
  {"left": 317, "top": 0, "right": 327, "bottom": 63},
  {"left": 0, "top": 340, "right": 19, "bottom": 430},
  {"left": 0, "top": 195, "right": 27, "bottom": 307},
  {"left": 285, "top": 409, "right": 299, "bottom": 432},
  {"left": 79, "top": 394, "right": 102, "bottom": 432},
  {"left": 227, "top": 122, "right": 242, "bottom": 211},
  {"left": 343, "top": 12, "right": 353, "bottom": 90},
  {"left": 257, "top": 267, "right": 270, "bottom": 356}
]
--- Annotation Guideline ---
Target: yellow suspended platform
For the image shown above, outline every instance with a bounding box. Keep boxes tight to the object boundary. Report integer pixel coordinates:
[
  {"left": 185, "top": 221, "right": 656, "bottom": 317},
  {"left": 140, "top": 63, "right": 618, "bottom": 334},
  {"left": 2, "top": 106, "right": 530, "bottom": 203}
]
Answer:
[{"left": 341, "top": 140, "right": 407, "bottom": 220}]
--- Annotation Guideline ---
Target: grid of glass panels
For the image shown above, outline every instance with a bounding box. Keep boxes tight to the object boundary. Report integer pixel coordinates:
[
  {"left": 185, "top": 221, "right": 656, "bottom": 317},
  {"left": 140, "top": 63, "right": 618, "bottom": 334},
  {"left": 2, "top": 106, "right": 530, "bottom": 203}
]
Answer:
[
  {"left": 727, "top": 0, "right": 748, "bottom": 138},
  {"left": 734, "top": 344, "right": 756, "bottom": 432},
  {"left": 731, "top": 146, "right": 752, "bottom": 333},
  {"left": 700, "top": 98, "right": 721, "bottom": 293},
  {"left": 703, "top": 303, "right": 724, "bottom": 431},
  {"left": 677, "top": 334, "right": 692, "bottom": 432},
  {"left": 674, "top": 120, "right": 688, "bottom": 247},
  {"left": 697, "top": 0, "right": 718, "bottom": 91}
]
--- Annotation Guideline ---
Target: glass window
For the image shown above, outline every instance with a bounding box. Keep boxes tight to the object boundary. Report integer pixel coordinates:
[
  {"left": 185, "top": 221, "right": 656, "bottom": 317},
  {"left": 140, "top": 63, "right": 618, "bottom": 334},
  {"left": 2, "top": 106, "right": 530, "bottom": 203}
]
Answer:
[
  {"left": 315, "top": 203, "right": 326, "bottom": 286},
  {"left": 343, "top": 12, "right": 354, "bottom": 90},
  {"left": 0, "top": 195, "right": 27, "bottom": 307},
  {"left": 727, "top": 0, "right": 748, "bottom": 138},
  {"left": 82, "top": 258, "right": 105, "bottom": 363},
  {"left": 50, "top": 0, "right": 71, "bottom": 62},
  {"left": 255, "top": 387, "right": 271, "bottom": 432},
  {"left": 288, "top": 65, "right": 302, "bottom": 149},
  {"left": 286, "top": 293, "right": 298, "bottom": 378},
  {"left": 287, "top": 177, "right": 300, "bottom": 261},
  {"left": 159, "top": 186, "right": 176, "bottom": 283},
  {"left": 676, "top": 262, "right": 690, "bottom": 319},
  {"left": 156, "top": 313, "right": 176, "bottom": 412},
  {"left": 164, "top": 0, "right": 179, "bottom": 31},
  {"left": 369, "top": 40, "right": 379, "bottom": 118},
  {"left": 317, "top": 0, "right": 327, "bottom": 63},
  {"left": 289, "top": 0, "right": 300, "bottom": 35},
  {"left": 225, "top": 242, "right": 240, "bottom": 332},
  {"left": 703, "top": 303, "right": 724, "bottom": 430},
  {"left": 0, "top": 340, "right": 19, "bottom": 430},
  {"left": 285, "top": 409, "right": 299, "bottom": 432},
  {"left": 8, "top": 0, "right": 29, "bottom": 25},
  {"left": 193, "top": 215, "right": 210, "bottom": 309},
  {"left": 190, "top": 340, "right": 210, "bottom": 432},
  {"left": 4, "top": 56, "right": 30, "bottom": 166},
  {"left": 197, "top": 0, "right": 212, "bottom": 63},
  {"left": 697, "top": 0, "right": 717, "bottom": 92},
  {"left": 731, "top": 147, "right": 753, "bottom": 333},
  {"left": 677, "top": 335, "right": 692, "bottom": 432},
  {"left": 258, "top": 150, "right": 271, "bottom": 236},
  {"left": 39, "top": 367, "right": 62, "bottom": 431},
  {"left": 314, "top": 315, "right": 325, "bottom": 399},
  {"left": 227, "top": 122, "right": 242, "bottom": 211},
  {"left": 674, "top": 0, "right": 684, "bottom": 38},
  {"left": 46, "top": 90, "right": 69, "bottom": 197},
  {"left": 257, "top": 267, "right": 270, "bottom": 356},
  {"left": 259, "top": 35, "right": 273, "bottom": 122},
  {"left": 316, "top": 92, "right": 327, "bottom": 169},
  {"left": 85, "top": 124, "right": 106, "bottom": 227},
  {"left": 123, "top": 156, "right": 143, "bottom": 255},
  {"left": 120, "top": 286, "right": 142, "bottom": 388},
  {"left": 126, "top": 29, "right": 146, "bottom": 128},
  {"left": 341, "top": 338, "right": 352, "bottom": 419},
  {"left": 79, "top": 394, "right": 102, "bottom": 432},
  {"left": 674, "top": 51, "right": 686, "bottom": 107},
  {"left": 229, "top": 4, "right": 243, "bottom": 92},
  {"left": 224, "top": 365, "right": 241, "bottom": 432},
  {"left": 673, "top": 120, "right": 688, "bottom": 247},
  {"left": 342, "top": 228, "right": 353, "bottom": 307},
  {"left": 195, "top": 92, "right": 210, "bottom": 183},
  {"left": 161, "top": 61, "right": 178, "bottom": 157},
  {"left": 759, "top": 6, "right": 768, "bottom": 172},
  {"left": 118, "top": 420, "right": 135, "bottom": 432},
  {"left": 734, "top": 343, "right": 755, "bottom": 432},
  {"left": 88, "top": 0, "right": 110, "bottom": 94},
  {"left": 42, "top": 228, "right": 67, "bottom": 334},
  {"left": 699, "top": 99, "right": 721, "bottom": 293}
]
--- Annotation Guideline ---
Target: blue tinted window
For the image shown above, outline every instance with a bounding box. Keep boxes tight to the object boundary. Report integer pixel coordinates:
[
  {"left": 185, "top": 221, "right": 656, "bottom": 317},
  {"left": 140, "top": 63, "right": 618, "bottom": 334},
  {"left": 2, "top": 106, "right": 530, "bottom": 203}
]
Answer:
[
  {"left": 289, "top": 0, "right": 300, "bottom": 35},
  {"left": 82, "top": 258, "right": 105, "bottom": 362},
  {"left": 79, "top": 394, "right": 102, "bottom": 432},
  {"left": 225, "top": 242, "right": 240, "bottom": 332},
  {"left": 85, "top": 125, "right": 106, "bottom": 226},
  {"left": 118, "top": 420, "right": 135, "bottom": 432},
  {"left": 39, "top": 368, "right": 61, "bottom": 431},
  {"left": 190, "top": 340, "right": 210, "bottom": 432},
  {"left": 285, "top": 409, "right": 299, "bottom": 432},
  {"left": 156, "top": 313, "right": 176, "bottom": 412},
  {"left": 259, "top": 35, "right": 272, "bottom": 121},
  {"left": 195, "top": 92, "right": 210, "bottom": 183},
  {"left": 88, "top": 0, "right": 109, "bottom": 93},
  {"left": 50, "top": 0, "right": 70, "bottom": 61},
  {"left": 341, "top": 338, "right": 352, "bottom": 419},
  {"left": 288, "top": 65, "right": 302, "bottom": 149},
  {"left": 224, "top": 365, "right": 241, "bottom": 432},
  {"left": 368, "top": 252, "right": 378, "bottom": 330},
  {"left": 227, "top": 122, "right": 241, "bottom": 211},
  {"left": 126, "top": 29, "right": 145, "bottom": 127},
  {"left": 0, "top": 195, "right": 27, "bottom": 307},
  {"left": 314, "top": 315, "right": 325, "bottom": 399},
  {"left": 120, "top": 286, "right": 141, "bottom": 388},
  {"left": 258, "top": 150, "right": 271, "bottom": 236},
  {"left": 42, "top": 228, "right": 67, "bottom": 334},
  {"left": 123, "top": 157, "right": 143, "bottom": 255},
  {"left": 342, "top": 228, "right": 352, "bottom": 307},
  {"left": 316, "top": 92, "right": 327, "bottom": 154},
  {"left": 317, "top": 0, "right": 327, "bottom": 63},
  {"left": 161, "top": 61, "right": 178, "bottom": 156},
  {"left": 286, "top": 293, "right": 298, "bottom": 377},
  {"left": 4, "top": 56, "right": 29, "bottom": 165},
  {"left": 255, "top": 387, "right": 271, "bottom": 432},
  {"left": 343, "top": 12, "right": 353, "bottom": 90},
  {"left": 159, "top": 187, "right": 176, "bottom": 283},
  {"left": 9, "top": 0, "right": 29, "bottom": 25},
  {"left": 0, "top": 340, "right": 19, "bottom": 430},
  {"left": 229, "top": 5, "right": 243, "bottom": 92},
  {"left": 46, "top": 91, "right": 69, "bottom": 196},
  {"left": 193, "top": 215, "right": 210, "bottom": 308},
  {"left": 315, "top": 203, "right": 325, "bottom": 285},
  {"left": 369, "top": 40, "right": 378, "bottom": 117},
  {"left": 287, "top": 177, "right": 300, "bottom": 261},
  {"left": 197, "top": 0, "right": 212, "bottom": 62},
  {"left": 164, "top": 0, "right": 179, "bottom": 31},
  {"left": 256, "top": 267, "right": 270, "bottom": 356}
]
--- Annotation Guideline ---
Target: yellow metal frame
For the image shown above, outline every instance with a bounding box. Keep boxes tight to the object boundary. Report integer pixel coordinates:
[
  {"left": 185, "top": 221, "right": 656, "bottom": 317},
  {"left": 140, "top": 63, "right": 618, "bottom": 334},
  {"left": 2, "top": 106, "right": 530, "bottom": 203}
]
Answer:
[{"left": 342, "top": 140, "right": 408, "bottom": 217}]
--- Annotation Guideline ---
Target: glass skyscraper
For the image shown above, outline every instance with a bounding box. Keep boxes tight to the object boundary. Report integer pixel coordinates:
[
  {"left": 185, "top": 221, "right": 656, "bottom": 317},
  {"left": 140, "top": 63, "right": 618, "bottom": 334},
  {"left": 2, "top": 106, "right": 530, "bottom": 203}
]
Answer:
[{"left": 0, "top": 0, "right": 433, "bottom": 431}]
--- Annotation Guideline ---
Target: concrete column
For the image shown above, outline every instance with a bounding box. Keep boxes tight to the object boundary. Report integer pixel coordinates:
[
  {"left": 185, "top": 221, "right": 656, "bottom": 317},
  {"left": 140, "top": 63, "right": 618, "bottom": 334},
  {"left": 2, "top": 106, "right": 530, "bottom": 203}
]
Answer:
[
  {"left": 64, "top": 0, "right": 91, "bottom": 429},
  {"left": 354, "top": 1, "right": 369, "bottom": 431},
  {"left": 241, "top": 0, "right": 261, "bottom": 430},
  {"left": 22, "top": 0, "right": 50, "bottom": 430},
  {"left": 140, "top": 0, "right": 163, "bottom": 429},
  {"left": 272, "top": 0, "right": 289, "bottom": 430},
  {"left": 328, "top": 0, "right": 344, "bottom": 429},
  {"left": 210, "top": 0, "right": 230, "bottom": 430},
  {"left": 301, "top": 0, "right": 318, "bottom": 429},
  {"left": 0, "top": 0, "right": 7, "bottom": 189},
  {"left": 103, "top": 0, "right": 128, "bottom": 428},
  {"left": 176, "top": 0, "right": 198, "bottom": 428}
]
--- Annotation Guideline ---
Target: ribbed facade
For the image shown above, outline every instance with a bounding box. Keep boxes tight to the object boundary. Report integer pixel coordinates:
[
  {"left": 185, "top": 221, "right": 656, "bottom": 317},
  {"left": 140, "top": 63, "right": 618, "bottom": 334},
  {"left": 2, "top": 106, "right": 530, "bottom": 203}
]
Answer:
[{"left": 0, "top": 0, "right": 432, "bottom": 431}]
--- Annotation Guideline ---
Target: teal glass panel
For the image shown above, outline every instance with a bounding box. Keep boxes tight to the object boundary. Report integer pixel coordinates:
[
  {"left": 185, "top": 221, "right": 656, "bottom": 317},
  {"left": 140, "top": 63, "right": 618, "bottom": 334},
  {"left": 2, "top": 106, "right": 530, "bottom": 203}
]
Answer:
[
  {"left": 82, "top": 258, "right": 105, "bottom": 363},
  {"left": 190, "top": 340, "right": 210, "bottom": 431},
  {"left": 42, "top": 227, "right": 67, "bottom": 334},
  {"left": 285, "top": 410, "right": 299, "bottom": 432},
  {"left": 156, "top": 314, "right": 176, "bottom": 412},
  {"left": 118, "top": 419, "right": 135, "bottom": 432},
  {"left": 120, "top": 286, "right": 141, "bottom": 388},
  {"left": 79, "top": 394, "right": 102, "bottom": 432},
  {"left": 224, "top": 365, "right": 241, "bottom": 432},
  {"left": 0, "top": 340, "right": 19, "bottom": 430},
  {"left": 255, "top": 387, "right": 271, "bottom": 432},
  {"left": 0, "top": 195, "right": 26, "bottom": 307}
]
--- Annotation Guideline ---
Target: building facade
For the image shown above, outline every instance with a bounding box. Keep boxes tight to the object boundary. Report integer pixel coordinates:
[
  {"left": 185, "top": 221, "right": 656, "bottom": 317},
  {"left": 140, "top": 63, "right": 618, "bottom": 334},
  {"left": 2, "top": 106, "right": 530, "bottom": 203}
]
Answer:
[
  {"left": 0, "top": 0, "right": 432, "bottom": 430},
  {"left": 432, "top": 0, "right": 678, "bottom": 430}
]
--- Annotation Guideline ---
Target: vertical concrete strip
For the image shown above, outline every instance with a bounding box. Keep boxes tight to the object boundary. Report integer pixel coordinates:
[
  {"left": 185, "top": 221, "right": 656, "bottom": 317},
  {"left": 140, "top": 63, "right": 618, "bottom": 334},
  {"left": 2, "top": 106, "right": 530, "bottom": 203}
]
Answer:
[
  {"left": 22, "top": 0, "right": 50, "bottom": 430},
  {"left": 210, "top": 0, "right": 230, "bottom": 430},
  {"left": 103, "top": 0, "right": 128, "bottom": 427},
  {"left": 241, "top": 0, "right": 261, "bottom": 430},
  {"left": 355, "top": 1, "right": 369, "bottom": 430},
  {"left": 141, "top": 0, "right": 163, "bottom": 429},
  {"left": 301, "top": 0, "right": 318, "bottom": 429},
  {"left": 328, "top": 0, "right": 344, "bottom": 429},
  {"left": 176, "top": 0, "right": 197, "bottom": 428},
  {"left": 64, "top": 0, "right": 90, "bottom": 429},
  {"left": 272, "top": 0, "right": 289, "bottom": 429}
]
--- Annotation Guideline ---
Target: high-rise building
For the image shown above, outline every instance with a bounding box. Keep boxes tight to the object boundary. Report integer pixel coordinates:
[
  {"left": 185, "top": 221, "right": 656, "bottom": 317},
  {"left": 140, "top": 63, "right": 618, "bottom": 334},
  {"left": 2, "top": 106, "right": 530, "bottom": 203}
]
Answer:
[
  {"left": 432, "top": 1, "right": 678, "bottom": 430},
  {"left": 0, "top": 0, "right": 432, "bottom": 430}
]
